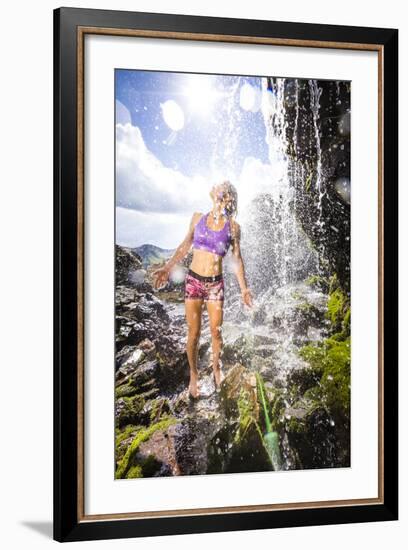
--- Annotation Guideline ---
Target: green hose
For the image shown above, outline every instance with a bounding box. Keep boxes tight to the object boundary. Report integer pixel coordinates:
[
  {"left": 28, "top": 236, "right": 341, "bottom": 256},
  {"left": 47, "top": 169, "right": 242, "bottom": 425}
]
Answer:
[{"left": 256, "top": 372, "right": 283, "bottom": 471}]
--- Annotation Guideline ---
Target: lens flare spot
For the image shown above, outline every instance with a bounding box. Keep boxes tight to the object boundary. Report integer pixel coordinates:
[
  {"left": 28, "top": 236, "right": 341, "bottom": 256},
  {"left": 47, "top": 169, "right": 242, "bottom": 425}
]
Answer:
[{"left": 160, "top": 100, "right": 184, "bottom": 131}]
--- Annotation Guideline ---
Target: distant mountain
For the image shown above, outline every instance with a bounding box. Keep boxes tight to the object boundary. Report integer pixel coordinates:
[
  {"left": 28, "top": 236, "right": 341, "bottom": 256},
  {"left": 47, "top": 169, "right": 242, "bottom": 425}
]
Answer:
[{"left": 131, "top": 243, "right": 175, "bottom": 268}]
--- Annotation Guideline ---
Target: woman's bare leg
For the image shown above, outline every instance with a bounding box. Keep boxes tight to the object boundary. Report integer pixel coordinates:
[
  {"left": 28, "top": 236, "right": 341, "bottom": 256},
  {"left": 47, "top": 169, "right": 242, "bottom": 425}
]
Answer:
[
  {"left": 185, "top": 298, "right": 204, "bottom": 397},
  {"left": 206, "top": 300, "right": 224, "bottom": 387}
]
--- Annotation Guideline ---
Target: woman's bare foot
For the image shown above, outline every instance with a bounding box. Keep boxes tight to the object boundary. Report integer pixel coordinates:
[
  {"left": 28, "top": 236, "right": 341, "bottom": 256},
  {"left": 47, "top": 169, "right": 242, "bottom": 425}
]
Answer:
[
  {"left": 188, "top": 373, "right": 200, "bottom": 398},
  {"left": 212, "top": 365, "right": 224, "bottom": 389}
]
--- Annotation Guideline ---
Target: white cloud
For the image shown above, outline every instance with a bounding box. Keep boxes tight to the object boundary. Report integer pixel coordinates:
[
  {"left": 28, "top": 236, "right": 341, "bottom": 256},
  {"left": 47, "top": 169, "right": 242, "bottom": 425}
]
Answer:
[
  {"left": 116, "top": 207, "right": 192, "bottom": 249},
  {"left": 116, "top": 122, "right": 210, "bottom": 214},
  {"left": 115, "top": 100, "right": 131, "bottom": 125}
]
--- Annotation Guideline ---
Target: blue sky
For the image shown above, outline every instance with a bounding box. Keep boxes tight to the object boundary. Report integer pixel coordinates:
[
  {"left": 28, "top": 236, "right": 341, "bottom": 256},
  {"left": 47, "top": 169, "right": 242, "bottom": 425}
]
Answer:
[{"left": 115, "top": 69, "right": 274, "bottom": 249}]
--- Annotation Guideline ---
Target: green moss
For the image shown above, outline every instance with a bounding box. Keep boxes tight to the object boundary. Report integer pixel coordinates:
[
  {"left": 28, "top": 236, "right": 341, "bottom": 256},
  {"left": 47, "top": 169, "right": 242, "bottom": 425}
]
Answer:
[
  {"left": 342, "top": 307, "right": 351, "bottom": 335},
  {"left": 326, "top": 288, "right": 345, "bottom": 327},
  {"left": 300, "top": 336, "right": 349, "bottom": 370},
  {"left": 115, "top": 383, "right": 138, "bottom": 399},
  {"left": 328, "top": 273, "right": 339, "bottom": 295},
  {"left": 296, "top": 270, "right": 351, "bottom": 427},
  {"left": 115, "top": 416, "right": 178, "bottom": 479},
  {"left": 297, "top": 301, "right": 313, "bottom": 312},
  {"left": 116, "top": 394, "right": 146, "bottom": 429},
  {"left": 234, "top": 387, "right": 255, "bottom": 443},
  {"left": 139, "top": 454, "right": 162, "bottom": 477},
  {"left": 306, "top": 275, "right": 321, "bottom": 287},
  {"left": 115, "top": 424, "right": 142, "bottom": 447},
  {"left": 147, "top": 397, "right": 171, "bottom": 423},
  {"left": 255, "top": 372, "right": 272, "bottom": 433},
  {"left": 286, "top": 416, "right": 305, "bottom": 434},
  {"left": 138, "top": 387, "right": 160, "bottom": 400},
  {"left": 325, "top": 274, "right": 351, "bottom": 335},
  {"left": 126, "top": 465, "right": 143, "bottom": 478},
  {"left": 115, "top": 424, "right": 146, "bottom": 464},
  {"left": 122, "top": 454, "right": 164, "bottom": 479},
  {"left": 299, "top": 336, "right": 350, "bottom": 419},
  {"left": 268, "top": 388, "right": 286, "bottom": 431}
]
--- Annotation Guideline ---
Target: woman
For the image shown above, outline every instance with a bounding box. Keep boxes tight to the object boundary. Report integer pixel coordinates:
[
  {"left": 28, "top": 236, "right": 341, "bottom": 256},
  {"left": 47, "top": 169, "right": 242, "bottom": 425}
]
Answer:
[{"left": 152, "top": 180, "right": 253, "bottom": 400}]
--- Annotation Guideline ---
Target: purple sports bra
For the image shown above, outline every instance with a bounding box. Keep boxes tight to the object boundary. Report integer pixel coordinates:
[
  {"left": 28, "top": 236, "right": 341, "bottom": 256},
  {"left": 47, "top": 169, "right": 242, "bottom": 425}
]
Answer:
[{"left": 192, "top": 212, "right": 232, "bottom": 257}]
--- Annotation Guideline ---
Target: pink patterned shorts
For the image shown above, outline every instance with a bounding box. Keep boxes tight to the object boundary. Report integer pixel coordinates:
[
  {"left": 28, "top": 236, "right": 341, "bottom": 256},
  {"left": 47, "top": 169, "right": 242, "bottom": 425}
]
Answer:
[{"left": 184, "top": 270, "right": 224, "bottom": 302}]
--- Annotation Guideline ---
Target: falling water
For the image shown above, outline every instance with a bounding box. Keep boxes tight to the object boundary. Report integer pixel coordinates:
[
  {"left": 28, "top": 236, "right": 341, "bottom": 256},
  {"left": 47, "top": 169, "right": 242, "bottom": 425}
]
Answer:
[
  {"left": 309, "top": 79, "right": 323, "bottom": 200},
  {"left": 220, "top": 77, "right": 329, "bottom": 469},
  {"left": 308, "top": 79, "right": 326, "bottom": 265}
]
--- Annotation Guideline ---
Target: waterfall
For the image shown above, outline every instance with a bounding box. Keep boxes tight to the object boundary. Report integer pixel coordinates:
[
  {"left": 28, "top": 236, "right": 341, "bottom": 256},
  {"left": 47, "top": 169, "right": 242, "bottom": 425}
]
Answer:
[
  {"left": 308, "top": 79, "right": 325, "bottom": 264},
  {"left": 222, "top": 77, "right": 330, "bottom": 469},
  {"left": 237, "top": 77, "right": 320, "bottom": 298}
]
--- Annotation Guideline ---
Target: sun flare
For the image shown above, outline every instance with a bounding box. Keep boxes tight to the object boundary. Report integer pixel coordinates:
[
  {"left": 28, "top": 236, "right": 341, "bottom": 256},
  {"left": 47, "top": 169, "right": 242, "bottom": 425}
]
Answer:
[{"left": 183, "top": 76, "right": 219, "bottom": 116}]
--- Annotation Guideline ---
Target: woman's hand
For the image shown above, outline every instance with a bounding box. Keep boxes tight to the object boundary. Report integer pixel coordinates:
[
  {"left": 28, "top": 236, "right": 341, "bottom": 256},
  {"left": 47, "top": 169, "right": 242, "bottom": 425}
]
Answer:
[
  {"left": 152, "top": 265, "right": 170, "bottom": 290},
  {"left": 241, "top": 287, "right": 253, "bottom": 307}
]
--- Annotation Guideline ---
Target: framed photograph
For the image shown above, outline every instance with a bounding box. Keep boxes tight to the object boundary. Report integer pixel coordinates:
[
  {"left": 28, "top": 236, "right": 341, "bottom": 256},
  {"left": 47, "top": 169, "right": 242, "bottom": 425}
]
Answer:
[{"left": 53, "top": 7, "right": 398, "bottom": 542}]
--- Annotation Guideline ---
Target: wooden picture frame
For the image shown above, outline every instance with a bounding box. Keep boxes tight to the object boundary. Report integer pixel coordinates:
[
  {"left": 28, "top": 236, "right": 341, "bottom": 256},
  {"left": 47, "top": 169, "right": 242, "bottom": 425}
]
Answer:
[{"left": 53, "top": 7, "right": 398, "bottom": 542}]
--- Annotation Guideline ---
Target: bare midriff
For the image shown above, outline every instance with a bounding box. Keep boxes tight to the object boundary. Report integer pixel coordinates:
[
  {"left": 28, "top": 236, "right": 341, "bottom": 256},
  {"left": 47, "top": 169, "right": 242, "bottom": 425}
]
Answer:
[{"left": 189, "top": 248, "right": 223, "bottom": 277}]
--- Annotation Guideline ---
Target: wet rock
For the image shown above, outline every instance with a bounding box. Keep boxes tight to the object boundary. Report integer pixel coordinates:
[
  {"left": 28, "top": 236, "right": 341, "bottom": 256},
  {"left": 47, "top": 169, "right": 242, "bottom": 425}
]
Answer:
[
  {"left": 116, "top": 344, "right": 137, "bottom": 365},
  {"left": 264, "top": 78, "right": 351, "bottom": 291},
  {"left": 219, "top": 363, "right": 258, "bottom": 417},
  {"left": 117, "top": 387, "right": 140, "bottom": 401},
  {"left": 116, "top": 339, "right": 156, "bottom": 372},
  {"left": 208, "top": 364, "right": 274, "bottom": 473},
  {"left": 173, "top": 414, "right": 224, "bottom": 475},
  {"left": 255, "top": 359, "right": 280, "bottom": 383},
  {"left": 117, "top": 360, "right": 161, "bottom": 394},
  {"left": 115, "top": 417, "right": 180, "bottom": 478},
  {"left": 126, "top": 320, "right": 158, "bottom": 347},
  {"left": 116, "top": 245, "right": 142, "bottom": 285},
  {"left": 138, "top": 338, "right": 156, "bottom": 354},
  {"left": 226, "top": 418, "right": 272, "bottom": 474},
  {"left": 284, "top": 399, "right": 346, "bottom": 469},
  {"left": 136, "top": 422, "right": 181, "bottom": 476},
  {"left": 141, "top": 397, "right": 172, "bottom": 424},
  {"left": 118, "top": 348, "right": 144, "bottom": 372},
  {"left": 116, "top": 394, "right": 146, "bottom": 429},
  {"left": 221, "top": 334, "right": 252, "bottom": 366},
  {"left": 286, "top": 364, "right": 321, "bottom": 395},
  {"left": 114, "top": 236, "right": 348, "bottom": 475}
]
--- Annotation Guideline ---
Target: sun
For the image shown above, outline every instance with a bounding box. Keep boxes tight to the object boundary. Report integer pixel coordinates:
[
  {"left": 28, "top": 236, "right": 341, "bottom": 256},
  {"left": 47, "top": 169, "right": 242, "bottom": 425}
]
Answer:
[{"left": 183, "top": 75, "right": 219, "bottom": 116}]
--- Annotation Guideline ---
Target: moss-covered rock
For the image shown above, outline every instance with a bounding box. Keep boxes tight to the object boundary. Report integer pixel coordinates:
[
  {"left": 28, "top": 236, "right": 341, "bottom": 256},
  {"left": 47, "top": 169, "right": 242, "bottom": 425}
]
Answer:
[
  {"left": 115, "top": 394, "right": 146, "bottom": 429},
  {"left": 115, "top": 424, "right": 144, "bottom": 464},
  {"left": 289, "top": 275, "right": 351, "bottom": 468},
  {"left": 147, "top": 397, "right": 172, "bottom": 423},
  {"left": 115, "top": 382, "right": 139, "bottom": 399},
  {"left": 300, "top": 337, "right": 350, "bottom": 417},
  {"left": 234, "top": 386, "right": 258, "bottom": 443},
  {"left": 115, "top": 416, "right": 178, "bottom": 479},
  {"left": 126, "top": 465, "right": 143, "bottom": 478},
  {"left": 207, "top": 365, "right": 275, "bottom": 474},
  {"left": 305, "top": 274, "right": 330, "bottom": 292},
  {"left": 125, "top": 454, "right": 164, "bottom": 479},
  {"left": 326, "top": 274, "right": 350, "bottom": 333}
]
